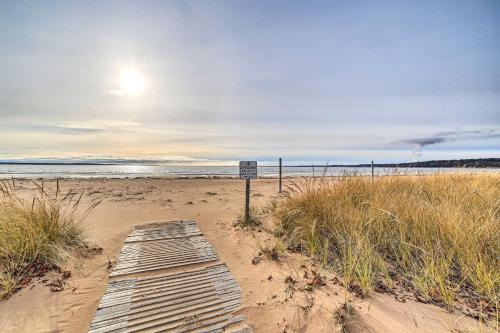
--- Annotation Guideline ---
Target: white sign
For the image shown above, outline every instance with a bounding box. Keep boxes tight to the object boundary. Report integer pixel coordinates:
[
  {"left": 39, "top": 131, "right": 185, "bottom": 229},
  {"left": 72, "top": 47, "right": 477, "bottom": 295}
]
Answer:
[{"left": 239, "top": 161, "right": 257, "bottom": 180}]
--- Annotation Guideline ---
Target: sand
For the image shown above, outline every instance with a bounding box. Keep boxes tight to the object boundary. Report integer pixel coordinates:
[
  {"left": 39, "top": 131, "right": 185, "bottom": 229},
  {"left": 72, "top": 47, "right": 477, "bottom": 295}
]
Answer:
[{"left": 0, "top": 178, "right": 494, "bottom": 333}]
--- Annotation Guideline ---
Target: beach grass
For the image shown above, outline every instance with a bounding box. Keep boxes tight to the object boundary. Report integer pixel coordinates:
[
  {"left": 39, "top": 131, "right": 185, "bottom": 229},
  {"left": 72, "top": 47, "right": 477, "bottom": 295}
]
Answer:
[
  {"left": 272, "top": 173, "right": 499, "bottom": 319},
  {"left": 235, "top": 206, "right": 263, "bottom": 227},
  {"left": 0, "top": 180, "right": 99, "bottom": 298}
]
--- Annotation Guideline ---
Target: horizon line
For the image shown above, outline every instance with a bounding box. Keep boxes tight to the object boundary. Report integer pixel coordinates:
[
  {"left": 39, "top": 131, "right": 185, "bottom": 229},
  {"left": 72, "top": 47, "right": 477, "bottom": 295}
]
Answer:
[{"left": 0, "top": 157, "right": 498, "bottom": 168}]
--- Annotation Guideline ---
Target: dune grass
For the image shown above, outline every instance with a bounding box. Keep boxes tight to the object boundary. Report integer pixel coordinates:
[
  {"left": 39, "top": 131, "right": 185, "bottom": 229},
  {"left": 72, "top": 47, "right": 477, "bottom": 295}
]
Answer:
[
  {"left": 272, "top": 173, "right": 499, "bottom": 319},
  {"left": 235, "top": 206, "right": 263, "bottom": 228},
  {"left": 0, "top": 180, "right": 99, "bottom": 298}
]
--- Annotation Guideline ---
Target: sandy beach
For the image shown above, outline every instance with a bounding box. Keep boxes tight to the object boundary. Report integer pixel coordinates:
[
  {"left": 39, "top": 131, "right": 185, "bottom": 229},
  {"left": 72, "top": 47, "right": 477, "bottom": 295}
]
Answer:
[
  {"left": 0, "top": 177, "right": 493, "bottom": 333},
  {"left": 2, "top": 0, "right": 499, "bottom": 331}
]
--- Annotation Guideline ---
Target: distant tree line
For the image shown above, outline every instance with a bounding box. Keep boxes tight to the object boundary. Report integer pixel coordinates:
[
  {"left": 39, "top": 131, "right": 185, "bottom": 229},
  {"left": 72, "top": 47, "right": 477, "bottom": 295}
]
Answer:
[{"left": 359, "top": 158, "right": 500, "bottom": 168}]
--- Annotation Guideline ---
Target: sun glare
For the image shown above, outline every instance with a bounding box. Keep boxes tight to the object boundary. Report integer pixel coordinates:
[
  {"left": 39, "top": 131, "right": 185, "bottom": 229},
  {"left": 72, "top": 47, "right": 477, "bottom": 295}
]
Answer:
[{"left": 119, "top": 67, "right": 145, "bottom": 96}]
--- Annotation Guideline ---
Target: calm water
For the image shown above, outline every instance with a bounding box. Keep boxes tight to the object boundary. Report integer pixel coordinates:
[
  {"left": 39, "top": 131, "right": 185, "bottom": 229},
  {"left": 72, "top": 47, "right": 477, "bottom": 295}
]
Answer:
[{"left": 0, "top": 164, "right": 497, "bottom": 179}]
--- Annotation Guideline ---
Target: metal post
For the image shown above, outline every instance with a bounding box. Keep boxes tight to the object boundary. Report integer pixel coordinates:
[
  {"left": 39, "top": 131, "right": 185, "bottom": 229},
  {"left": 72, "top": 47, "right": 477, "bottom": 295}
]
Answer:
[
  {"left": 245, "top": 179, "right": 250, "bottom": 222},
  {"left": 279, "top": 157, "right": 282, "bottom": 193},
  {"left": 371, "top": 160, "right": 374, "bottom": 183}
]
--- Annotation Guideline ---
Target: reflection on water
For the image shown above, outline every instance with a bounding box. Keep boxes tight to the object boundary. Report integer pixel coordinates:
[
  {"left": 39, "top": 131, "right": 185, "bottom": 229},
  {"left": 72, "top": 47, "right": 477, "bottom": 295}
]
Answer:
[{"left": 0, "top": 164, "right": 497, "bottom": 179}]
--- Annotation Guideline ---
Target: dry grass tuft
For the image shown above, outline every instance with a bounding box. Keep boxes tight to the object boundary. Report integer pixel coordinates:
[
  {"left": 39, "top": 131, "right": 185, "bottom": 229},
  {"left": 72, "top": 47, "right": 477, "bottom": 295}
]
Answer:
[
  {"left": 235, "top": 206, "right": 263, "bottom": 227},
  {"left": 334, "top": 301, "right": 355, "bottom": 333},
  {"left": 273, "top": 174, "right": 499, "bottom": 319},
  {"left": 0, "top": 179, "right": 100, "bottom": 298},
  {"left": 260, "top": 239, "right": 287, "bottom": 261}
]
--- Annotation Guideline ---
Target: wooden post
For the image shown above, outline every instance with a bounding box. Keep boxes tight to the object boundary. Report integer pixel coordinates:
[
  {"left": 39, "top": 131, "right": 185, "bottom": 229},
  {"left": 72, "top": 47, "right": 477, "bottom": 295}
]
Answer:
[
  {"left": 279, "top": 157, "right": 282, "bottom": 193},
  {"left": 245, "top": 179, "right": 250, "bottom": 222},
  {"left": 371, "top": 160, "right": 374, "bottom": 183},
  {"left": 240, "top": 160, "right": 256, "bottom": 222}
]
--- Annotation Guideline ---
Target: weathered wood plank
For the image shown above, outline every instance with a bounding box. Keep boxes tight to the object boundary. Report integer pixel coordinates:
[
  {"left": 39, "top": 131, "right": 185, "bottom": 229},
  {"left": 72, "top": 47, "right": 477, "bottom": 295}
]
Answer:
[{"left": 88, "top": 221, "right": 247, "bottom": 333}]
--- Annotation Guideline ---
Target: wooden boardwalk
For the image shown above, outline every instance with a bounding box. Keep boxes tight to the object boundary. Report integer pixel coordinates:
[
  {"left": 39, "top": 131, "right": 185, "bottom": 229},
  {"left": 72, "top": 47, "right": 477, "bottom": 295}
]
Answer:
[
  {"left": 110, "top": 236, "right": 218, "bottom": 277},
  {"left": 89, "top": 221, "right": 247, "bottom": 333}
]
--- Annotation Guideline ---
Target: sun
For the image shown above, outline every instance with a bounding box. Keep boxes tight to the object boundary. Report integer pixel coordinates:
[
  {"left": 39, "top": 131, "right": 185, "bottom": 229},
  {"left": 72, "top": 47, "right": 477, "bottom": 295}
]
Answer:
[{"left": 119, "top": 67, "right": 145, "bottom": 96}]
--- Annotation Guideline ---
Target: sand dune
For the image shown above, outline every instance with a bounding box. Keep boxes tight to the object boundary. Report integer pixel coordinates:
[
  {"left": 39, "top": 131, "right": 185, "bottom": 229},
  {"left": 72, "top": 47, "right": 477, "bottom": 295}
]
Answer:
[{"left": 0, "top": 178, "right": 494, "bottom": 333}]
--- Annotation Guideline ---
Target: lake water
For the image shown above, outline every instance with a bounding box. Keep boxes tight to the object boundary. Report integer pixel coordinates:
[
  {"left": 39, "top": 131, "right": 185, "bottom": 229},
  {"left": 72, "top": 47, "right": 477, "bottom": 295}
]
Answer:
[{"left": 0, "top": 164, "right": 497, "bottom": 179}]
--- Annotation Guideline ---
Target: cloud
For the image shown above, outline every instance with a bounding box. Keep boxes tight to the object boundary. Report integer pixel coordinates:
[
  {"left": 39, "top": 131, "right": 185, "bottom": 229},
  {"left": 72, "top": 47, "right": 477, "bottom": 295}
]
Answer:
[
  {"left": 108, "top": 89, "right": 159, "bottom": 97},
  {"left": 0, "top": 154, "right": 217, "bottom": 165},
  {"left": 58, "top": 121, "right": 141, "bottom": 131},
  {"left": 0, "top": 123, "right": 106, "bottom": 134},
  {"left": 435, "top": 129, "right": 500, "bottom": 139},
  {"left": 397, "top": 128, "right": 500, "bottom": 161},
  {"left": 108, "top": 89, "right": 125, "bottom": 96},
  {"left": 51, "top": 125, "right": 106, "bottom": 134},
  {"left": 401, "top": 137, "right": 447, "bottom": 147},
  {"left": 0, "top": 120, "right": 145, "bottom": 136}
]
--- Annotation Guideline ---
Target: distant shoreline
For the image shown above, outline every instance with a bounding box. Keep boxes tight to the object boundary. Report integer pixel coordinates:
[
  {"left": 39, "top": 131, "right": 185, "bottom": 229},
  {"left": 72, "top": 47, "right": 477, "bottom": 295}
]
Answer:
[
  {"left": 343, "top": 158, "right": 500, "bottom": 168},
  {"left": 0, "top": 158, "right": 499, "bottom": 168},
  {"left": 0, "top": 162, "right": 116, "bottom": 166}
]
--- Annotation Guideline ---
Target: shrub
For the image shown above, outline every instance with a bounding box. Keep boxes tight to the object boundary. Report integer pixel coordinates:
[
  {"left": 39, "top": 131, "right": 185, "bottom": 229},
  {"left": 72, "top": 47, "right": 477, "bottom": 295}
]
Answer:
[
  {"left": 0, "top": 180, "right": 99, "bottom": 298},
  {"left": 273, "top": 174, "right": 499, "bottom": 318}
]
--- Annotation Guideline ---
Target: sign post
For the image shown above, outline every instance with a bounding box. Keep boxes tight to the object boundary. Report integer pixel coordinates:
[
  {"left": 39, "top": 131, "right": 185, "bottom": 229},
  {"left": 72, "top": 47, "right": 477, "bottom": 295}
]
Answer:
[
  {"left": 371, "top": 160, "right": 374, "bottom": 183},
  {"left": 239, "top": 161, "right": 257, "bottom": 222},
  {"left": 279, "top": 157, "right": 282, "bottom": 193}
]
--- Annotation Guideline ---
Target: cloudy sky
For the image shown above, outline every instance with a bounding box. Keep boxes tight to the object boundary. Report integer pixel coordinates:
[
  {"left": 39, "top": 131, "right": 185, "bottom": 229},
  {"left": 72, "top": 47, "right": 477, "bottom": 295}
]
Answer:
[{"left": 1, "top": 0, "right": 499, "bottom": 164}]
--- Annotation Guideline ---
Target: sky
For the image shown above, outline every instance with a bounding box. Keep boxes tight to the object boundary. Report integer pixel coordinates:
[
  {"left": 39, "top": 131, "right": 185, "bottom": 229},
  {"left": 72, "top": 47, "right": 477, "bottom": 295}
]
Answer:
[{"left": 0, "top": 0, "right": 499, "bottom": 165}]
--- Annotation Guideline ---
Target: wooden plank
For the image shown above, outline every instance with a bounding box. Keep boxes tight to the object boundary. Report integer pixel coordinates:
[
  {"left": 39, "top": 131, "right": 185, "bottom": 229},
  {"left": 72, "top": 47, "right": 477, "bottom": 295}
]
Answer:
[
  {"left": 110, "top": 235, "right": 218, "bottom": 277},
  {"left": 125, "top": 221, "right": 202, "bottom": 243},
  {"left": 88, "top": 222, "right": 247, "bottom": 333},
  {"left": 90, "top": 265, "right": 242, "bottom": 332},
  {"left": 110, "top": 257, "right": 219, "bottom": 276}
]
